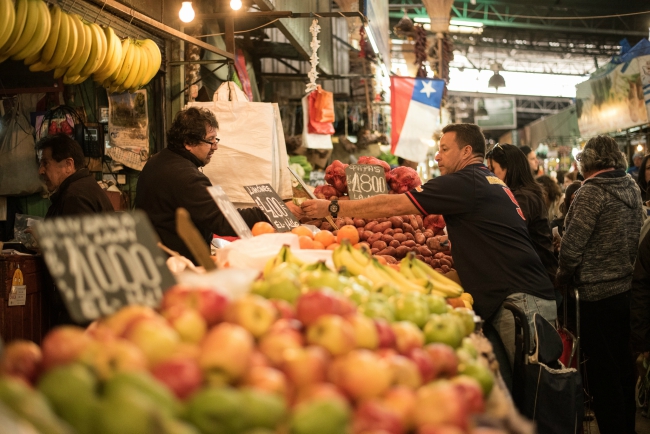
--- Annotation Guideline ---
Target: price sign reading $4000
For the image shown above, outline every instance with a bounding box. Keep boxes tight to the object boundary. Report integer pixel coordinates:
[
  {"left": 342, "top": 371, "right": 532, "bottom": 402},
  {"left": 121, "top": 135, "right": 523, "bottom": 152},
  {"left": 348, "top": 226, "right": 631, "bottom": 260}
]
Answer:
[{"left": 345, "top": 164, "right": 388, "bottom": 200}]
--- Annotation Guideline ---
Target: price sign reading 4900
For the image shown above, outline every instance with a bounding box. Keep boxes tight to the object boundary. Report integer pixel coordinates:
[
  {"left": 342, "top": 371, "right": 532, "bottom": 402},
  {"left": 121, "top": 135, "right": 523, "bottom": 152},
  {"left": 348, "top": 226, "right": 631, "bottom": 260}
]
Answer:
[
  {"left": 345, "top": 164, "right": 388, "bottom": 200},
  {"left": 244, "top": 184, "right": 300, "bottom": 232}
]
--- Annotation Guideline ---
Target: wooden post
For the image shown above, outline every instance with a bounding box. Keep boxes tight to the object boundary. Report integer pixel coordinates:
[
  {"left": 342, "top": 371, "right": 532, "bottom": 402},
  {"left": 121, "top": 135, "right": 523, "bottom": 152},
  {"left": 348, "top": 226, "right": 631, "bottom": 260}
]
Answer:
[{"left": 225, "top": 16, "right": 235, "bottom": 56}]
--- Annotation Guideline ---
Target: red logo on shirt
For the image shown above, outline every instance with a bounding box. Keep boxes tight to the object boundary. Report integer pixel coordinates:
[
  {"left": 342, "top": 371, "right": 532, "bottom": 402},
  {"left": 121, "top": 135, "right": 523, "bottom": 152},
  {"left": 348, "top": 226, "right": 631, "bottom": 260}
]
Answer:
[{"left": 502, "top": 187, "right": 526, "bottom": 221}]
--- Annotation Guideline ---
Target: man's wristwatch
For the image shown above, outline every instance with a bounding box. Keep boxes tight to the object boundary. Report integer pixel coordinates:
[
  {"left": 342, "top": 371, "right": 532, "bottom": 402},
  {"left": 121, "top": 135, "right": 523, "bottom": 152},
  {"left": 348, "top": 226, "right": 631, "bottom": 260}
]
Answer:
[{"left": 328, "top": 199, "right": 339, "bottom": 218}]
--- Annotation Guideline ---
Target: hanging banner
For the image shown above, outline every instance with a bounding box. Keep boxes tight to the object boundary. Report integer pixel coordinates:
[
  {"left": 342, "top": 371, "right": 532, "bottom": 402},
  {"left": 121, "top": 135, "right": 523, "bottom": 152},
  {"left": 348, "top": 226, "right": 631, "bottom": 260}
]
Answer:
[
  {"left": 576, "top": 55, "right": 649, "bottom": 137},
  {"left": 107, "top": 90, "right": 149, "bottom": 171},
  {"left": 474, "top": 97, "right": 517, "bottom": 130}
]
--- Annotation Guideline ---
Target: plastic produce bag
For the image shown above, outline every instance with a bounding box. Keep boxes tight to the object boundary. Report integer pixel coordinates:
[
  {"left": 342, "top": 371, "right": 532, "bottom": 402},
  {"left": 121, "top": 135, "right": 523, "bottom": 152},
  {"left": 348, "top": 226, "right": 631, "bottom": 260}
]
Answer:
[
  {"left": 312, "top": 85, "right": 335, "bottom": 123},
  {"left": 12, "top": 214, "right": 43, "bottom": 250},
  {"left": 307, "top": 89, "right": 335, "bottom": 134}
]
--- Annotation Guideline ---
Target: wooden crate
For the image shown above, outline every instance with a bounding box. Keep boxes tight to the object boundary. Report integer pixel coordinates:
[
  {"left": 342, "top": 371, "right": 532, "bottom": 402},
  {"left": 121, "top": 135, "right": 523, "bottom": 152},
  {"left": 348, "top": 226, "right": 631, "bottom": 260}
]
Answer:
[{"left": 0, "top": 255, "right": 55, "bottom": 344}]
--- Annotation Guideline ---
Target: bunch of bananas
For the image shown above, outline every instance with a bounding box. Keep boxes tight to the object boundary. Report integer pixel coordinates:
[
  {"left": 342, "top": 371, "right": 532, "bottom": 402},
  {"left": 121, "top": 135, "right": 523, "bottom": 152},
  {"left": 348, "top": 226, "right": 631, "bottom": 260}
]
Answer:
[
  {"left": 0, "top": 0, "right": 161, "bottom": 92},
  {"left": 400, "top": 253, "right": 464, "bottom": 298},
  {"left": 0, "top": 0, "right": 51, "bottom": 64},
  {"left": 333, "top": 241, "right": 433, "bottom": 295},
  {"left": 263, "top": 245, "right": 305, "bottom": 278}
]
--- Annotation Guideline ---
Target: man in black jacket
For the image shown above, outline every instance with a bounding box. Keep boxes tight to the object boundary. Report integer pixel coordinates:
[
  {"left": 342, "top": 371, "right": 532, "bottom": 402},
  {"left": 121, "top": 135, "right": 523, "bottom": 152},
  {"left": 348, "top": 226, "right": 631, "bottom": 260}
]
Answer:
[
  {"left": 136, "top": 107, "right": 303, "bottom": 263},
  {"left": 38, "top": 134, "right": 114, "bottom": 218}
]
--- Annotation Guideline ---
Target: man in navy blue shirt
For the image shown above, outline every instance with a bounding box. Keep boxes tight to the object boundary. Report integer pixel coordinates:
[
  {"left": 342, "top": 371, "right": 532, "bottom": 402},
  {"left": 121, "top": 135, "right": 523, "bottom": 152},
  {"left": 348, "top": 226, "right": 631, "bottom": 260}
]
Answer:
[{"left": 302, "top": 123, "right": 556, "bottom": 385}]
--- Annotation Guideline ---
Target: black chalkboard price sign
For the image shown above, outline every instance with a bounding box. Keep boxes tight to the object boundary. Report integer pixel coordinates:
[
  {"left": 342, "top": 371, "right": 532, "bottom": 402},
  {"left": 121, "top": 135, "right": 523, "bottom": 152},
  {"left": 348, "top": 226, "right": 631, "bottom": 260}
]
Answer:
[
  {"left": 207, "top": 186, "right": 254, "bottom": 239},
  {"left": 34, "top": 211, "right": 177, "bottom": 324},
  {"left": 244, "top": 184, "right": 300, "bottom": 232},
  {"left": 345, "top": 164, "right": 388, "bottom": 200}
]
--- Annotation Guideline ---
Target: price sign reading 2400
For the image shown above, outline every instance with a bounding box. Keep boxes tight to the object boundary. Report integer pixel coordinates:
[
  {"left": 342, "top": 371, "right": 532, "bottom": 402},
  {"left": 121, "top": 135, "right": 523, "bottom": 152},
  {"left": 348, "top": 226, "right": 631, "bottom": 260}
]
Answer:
[{"left": 345, "top": 164, "right": 388, "bottom": 200}]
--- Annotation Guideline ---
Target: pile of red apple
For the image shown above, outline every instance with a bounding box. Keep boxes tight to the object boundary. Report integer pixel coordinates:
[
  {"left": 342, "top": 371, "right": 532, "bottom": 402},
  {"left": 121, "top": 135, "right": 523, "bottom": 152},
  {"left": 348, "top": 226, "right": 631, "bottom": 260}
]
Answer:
[{"left": 0, "top": 284, "right": 502, "bottom": 434}]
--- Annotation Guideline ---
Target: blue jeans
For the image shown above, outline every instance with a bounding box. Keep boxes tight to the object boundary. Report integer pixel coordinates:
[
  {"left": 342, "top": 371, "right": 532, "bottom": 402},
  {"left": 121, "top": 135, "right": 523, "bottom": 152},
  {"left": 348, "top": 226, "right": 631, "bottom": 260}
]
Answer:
[{"left": 490, "top": 292, "right": 558, "bottom": 371}]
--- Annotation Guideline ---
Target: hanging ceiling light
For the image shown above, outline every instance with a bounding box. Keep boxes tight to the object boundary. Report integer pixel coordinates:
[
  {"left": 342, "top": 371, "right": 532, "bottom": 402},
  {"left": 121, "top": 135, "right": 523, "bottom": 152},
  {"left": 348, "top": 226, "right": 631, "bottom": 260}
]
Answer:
[
  {"left": 230, "top": 0, "right": 243, "bottom": 10},
  {"left": 488, "top": 62, "right": 505, "bottom": 90},
  {"left": 179, "top": 2, "right": 195, "bottom": 22}
]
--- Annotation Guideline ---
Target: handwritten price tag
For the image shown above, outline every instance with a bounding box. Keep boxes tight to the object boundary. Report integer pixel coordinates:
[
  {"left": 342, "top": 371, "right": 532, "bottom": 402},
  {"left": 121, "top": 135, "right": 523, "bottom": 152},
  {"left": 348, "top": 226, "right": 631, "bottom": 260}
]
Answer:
[
  {"left": 345, "top": 164, "right": 388, "bottom": 200},
  {"left": 244, "top": 184, "right": 299, "bottom": 232}
]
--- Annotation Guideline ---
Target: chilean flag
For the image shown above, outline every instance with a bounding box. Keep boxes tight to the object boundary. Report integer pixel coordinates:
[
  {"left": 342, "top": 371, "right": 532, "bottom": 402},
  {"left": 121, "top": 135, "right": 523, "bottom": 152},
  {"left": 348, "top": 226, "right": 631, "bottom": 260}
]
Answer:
[{"left": 390, "top": 77, "right": 445, "bottom": 162}]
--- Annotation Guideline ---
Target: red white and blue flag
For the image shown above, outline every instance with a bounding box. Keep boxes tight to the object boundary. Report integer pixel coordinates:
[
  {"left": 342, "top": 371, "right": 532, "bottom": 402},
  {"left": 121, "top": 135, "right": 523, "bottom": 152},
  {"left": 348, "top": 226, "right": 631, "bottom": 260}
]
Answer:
[{"left": 390, "top": 76, "right": 445, "bottom": 162}]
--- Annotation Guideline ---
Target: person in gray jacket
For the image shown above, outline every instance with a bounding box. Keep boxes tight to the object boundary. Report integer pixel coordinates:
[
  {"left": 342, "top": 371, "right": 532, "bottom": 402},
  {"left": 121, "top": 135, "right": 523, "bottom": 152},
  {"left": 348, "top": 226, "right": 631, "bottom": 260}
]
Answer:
[{"left": 557, "top": 135, "right": 644, "bottom": 434}]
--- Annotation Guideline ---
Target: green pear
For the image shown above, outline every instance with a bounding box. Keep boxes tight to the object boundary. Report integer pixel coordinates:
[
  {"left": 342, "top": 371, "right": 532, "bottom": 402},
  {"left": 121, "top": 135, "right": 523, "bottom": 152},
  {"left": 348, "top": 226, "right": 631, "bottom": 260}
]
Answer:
[
  {"left": 185, "top": 386, "right": 247, "bottom": 434},
  {"left": 0, "top": 376, "right": 73, "bottom": 434},
  {"left": 423, "top": 313, "right": 464, "bottom": 348},
  {"left": 240, "top": 387, "right": 287, "bottom": 430},
  {"left": 95, "top": 387, "right": 165, "bottom": 434},
  {"left": 103, "top": 371, "right": 181, "bottom": 417},
  {"left": 460, "top": 361, "right": 495, "bottom": 397},
  {"left": 290, "top": 399, "right": 351, "bottom": 434},
  {"left": 343, "top": 284, "right": 370, "bottom": 306},
  {"left": 358, "top": 300, "right": 395, "bottom": 322},
  {"left": 37, "top": 363, "right": 100, "bottom": 434},
  {"left": 424, "top": 294, "right": 448, "bottom": 314}
]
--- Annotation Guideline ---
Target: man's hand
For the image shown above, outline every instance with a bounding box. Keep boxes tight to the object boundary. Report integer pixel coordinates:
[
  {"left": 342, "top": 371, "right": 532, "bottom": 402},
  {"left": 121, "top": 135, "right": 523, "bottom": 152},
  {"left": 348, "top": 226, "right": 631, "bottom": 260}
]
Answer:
[
  {"left": 301, "top": 199, "right": 331, "bottom": 219},
  {"left": 285, "top": 201, "right": 305, "bottom": 220}
]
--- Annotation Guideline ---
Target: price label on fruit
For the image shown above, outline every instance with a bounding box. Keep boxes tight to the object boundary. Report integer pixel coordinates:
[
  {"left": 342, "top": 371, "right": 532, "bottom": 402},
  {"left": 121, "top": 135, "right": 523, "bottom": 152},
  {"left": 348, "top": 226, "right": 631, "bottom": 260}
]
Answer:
[
  {"left": 207, "top": 185, "right": 254, "bottom": 239},
  {"left": 34, "top": 211, "right": 176, "bottom": 324},
  {"left": 345, "top": 164, "right": 388, "bottom": 200},
  {"left": 244, "top": 184, "right": 300, "bottom": 232}
]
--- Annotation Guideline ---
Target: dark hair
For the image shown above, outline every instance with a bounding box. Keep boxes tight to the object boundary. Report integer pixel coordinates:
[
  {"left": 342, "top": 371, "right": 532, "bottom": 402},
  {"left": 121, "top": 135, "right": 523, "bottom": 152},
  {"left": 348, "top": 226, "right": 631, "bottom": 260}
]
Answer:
[
  {"left": 556, "top": 170, "right": 567, "bottom": 185},
  {"left": 441, "top": 123, "right": 486, "bottom": 157},
  {"left": 565, "top": 171, "right": 578, "bottom": 182},
  {"left": 167, "top": 107, "right": 219, "bottom": 151},
  {"left": 560, "top": 180, "right": 583, "bottom": 215},
  {"left": 36, "top": 133, "right": 85, "bottom": 170},
  {"left": 536, "top": 174, "right": 563, "bottom": 204},
  {"left": 578, "top": 135, "right": 626, "bottom": 174},
  {"left": 519, "top": 146, "right": 533, "bottom": 157},
  {"left": 637, "top": 154, "right": 650, "bottom": 194},
  {"left": 486, "top": 143, "right": 543, "bottom": 198}
]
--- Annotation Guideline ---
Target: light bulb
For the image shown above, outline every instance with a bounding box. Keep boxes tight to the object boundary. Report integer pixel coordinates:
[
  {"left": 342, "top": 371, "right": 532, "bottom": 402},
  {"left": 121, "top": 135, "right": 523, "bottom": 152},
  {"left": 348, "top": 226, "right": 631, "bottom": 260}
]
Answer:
[
  {"left": 637, "top": 144, "right": 644, "bottom": 152},
  {"left": 179, "top": 2, "right": 195, "bottom": 23},
  {"left": 230, "top": 0, "right": 242, "bottom": 10}
]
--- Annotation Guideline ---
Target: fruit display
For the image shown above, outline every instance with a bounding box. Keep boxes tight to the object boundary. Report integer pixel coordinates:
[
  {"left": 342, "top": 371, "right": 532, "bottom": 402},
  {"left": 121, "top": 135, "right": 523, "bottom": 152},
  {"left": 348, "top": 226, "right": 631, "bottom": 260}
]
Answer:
[{"left": 0, "top": 0, "right": 161, "bottom": 92}]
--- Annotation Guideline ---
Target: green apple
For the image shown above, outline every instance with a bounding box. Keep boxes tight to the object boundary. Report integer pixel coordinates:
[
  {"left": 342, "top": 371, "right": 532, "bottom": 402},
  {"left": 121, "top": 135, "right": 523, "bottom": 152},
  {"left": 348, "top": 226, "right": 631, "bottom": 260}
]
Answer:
[
  {"left": 95, "top": 387, "right": 156, "bottom": 434},
  {"left": 391, "top": 293, "right": 430, "bottom": 328},
  {"left": 103, "top": 371, "right": 181, "bottom": 417},
  {"left": 424, "top": 294, "right": 448, "bottom": 315},
  {"left": 290, "top": 398, "right": 351, "bottom": 434},
  {"left": 452, "top": 307, "right": 476, "bottom": 337},
  {"left": 265, "top": 263, "right": 302, "bottom": 303},
  {"left": 300, "top": 269, "right": 344, "bottom": 292},
  {"left": 358, "top": 301, "right": 395, "bottom": 322},
  {"left": 376, "top": 284, "right": 399, "bottom": 297},
  {"left": 459, "top": 361, "right": 494, "bottom": 397},
  {"left": 251, "top": 280, "right": 270, "bottom": 298},
  {"left": 343, "top": 284, "right": 370, "bottom": 306},
  {"left": 423, "top": 314, "right": 464, "bottom": 349},
  {"left": 460, "top": 337, "right": 478, "bottom": 359},
  {"left": 37, "top": 363, "right": 100, "bottom": 434},
  {"left": 241, "top": 387, "right": 287, "bottom": 430},
  {"left": 186, "top": 386, "right": 247, "bottom": 434}
]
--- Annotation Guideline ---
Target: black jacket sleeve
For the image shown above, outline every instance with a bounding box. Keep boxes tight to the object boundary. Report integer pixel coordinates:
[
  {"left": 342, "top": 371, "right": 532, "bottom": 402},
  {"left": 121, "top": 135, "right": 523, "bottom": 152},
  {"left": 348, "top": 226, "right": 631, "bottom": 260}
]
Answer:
[{"left": 631, "top": 230, "right": 650, "bottom": 352}]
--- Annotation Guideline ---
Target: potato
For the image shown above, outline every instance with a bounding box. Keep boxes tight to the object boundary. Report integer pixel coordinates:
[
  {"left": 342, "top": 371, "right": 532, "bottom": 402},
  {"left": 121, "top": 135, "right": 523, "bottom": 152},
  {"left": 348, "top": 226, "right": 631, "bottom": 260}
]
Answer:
[
  {"left": 444, "top": 255, "right": 454, "bottom": 266},
  {"left": 393, "top": 233, "right": 407, "bottom": 243},
  {"left": 381, "top": 234, "right": 394, "bottom": 243},
  {"left": 405, "top": 233, "right": 415, "bottom": 241},
  {"left": 424, "top": 257, "right": 432, "bottom": 265},
  {"left": 332, "top": 230, "right": 339, "bottom": 236},
  {"left": 402, "top": 240, "right": 416, "bottom": 248},
  {"left": 354, "top": 219, "right": 366, "bottom": 228},
  {"left": 423, "top": 230, "right": 434, "bottom": 238},
  {"left": 389, "top": 216, "right": 404, "bottom": 228},
  {"left": 343, "top": 217, "right": 355, "bottom": 227},
  {"left": 434, "top": 252, "right": 445, "bottom": 259},
  {"left": 439, "top": 258, "right": 452, "bottom": 267},
  {"left": 377, "top": 218, "right": 388, "bottom": 223},
  {"left": 389, "top": 240, "right": 401, "bottom": 248},
  {"left": 435, "top": 268, "right": 444, "bottom": 273},
  {"left": 383, "top": 228, "right": 394, "bottom": 236},
  {"left": 335, "top": 218, "right": 346, "bottom": 228},
  {"left": 415, "top": 215, "right": 424, "bottom": 230},
  {"left": 415, "top": 255, "right": 425, "bottom": 262},
  {"left": 427, "top": 237, "right": 440, "bottom": 251},
  {"left": 377, "top": 247, "right": 397, "bottom": 257},
  {"left": 372, "top": 240, "right": 388, "bottom": 251},
  {"left": 417, "top": 246, "right": 433, "bottom": 257},
  {"left": 367, "top": 233, "right": 383, "bottom": 246},
  {"left": 371, "top": 248, "right": 379, "bottom": 255},
  {"left": 321, "top": 222, "right": 332, "bottom": 232},
  {"left": 415, "top": 232, "right": 426, "bottom": 245},
  {"left": 430, "top": 259, "right": 441, "bottom": 268},
  {"left": 361, "top": 231, "right": 372, "bottom": 241},
  {"left": 402, "top": 223, "right": 414, "bottom": 234},
  {"left": 393, "top": 228, "right": 403, "bottom": 234},
  {"left": 441, "top": 265, "right": 450, "bottom": 273},
  {"left": 373, "top": 221, "right": 392, "bottom": 233},
  {"left": 365, "top": 221, "right": 378, "bottom": 231},
  {"left": 395, "top": 246, "right": 410, "bottom": 258}
]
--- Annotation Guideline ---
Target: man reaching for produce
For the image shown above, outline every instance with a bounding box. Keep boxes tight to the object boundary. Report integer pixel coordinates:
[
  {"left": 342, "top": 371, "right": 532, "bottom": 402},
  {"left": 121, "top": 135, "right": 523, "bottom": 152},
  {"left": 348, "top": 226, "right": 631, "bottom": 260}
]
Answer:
[
  {"left": 136, "top": 107, "right": 303, "bottom": 264},
  {"left": 302, "top": 123, "right": 556, "bottom": 387}
]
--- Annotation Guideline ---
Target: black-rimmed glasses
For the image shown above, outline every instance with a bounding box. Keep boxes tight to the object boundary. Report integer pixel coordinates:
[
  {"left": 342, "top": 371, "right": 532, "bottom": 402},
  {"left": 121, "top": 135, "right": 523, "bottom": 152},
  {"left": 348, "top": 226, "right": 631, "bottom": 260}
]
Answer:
[{"left": 199, "top": 137, "right": 220, "bottom": 146}]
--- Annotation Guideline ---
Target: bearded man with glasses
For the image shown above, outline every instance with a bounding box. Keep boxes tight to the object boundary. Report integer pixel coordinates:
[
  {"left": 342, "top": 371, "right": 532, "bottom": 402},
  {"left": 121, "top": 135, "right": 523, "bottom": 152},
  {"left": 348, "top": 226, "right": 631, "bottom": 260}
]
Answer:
[{"left": 136, "top": 107, "right": 303, "bottom": 264}]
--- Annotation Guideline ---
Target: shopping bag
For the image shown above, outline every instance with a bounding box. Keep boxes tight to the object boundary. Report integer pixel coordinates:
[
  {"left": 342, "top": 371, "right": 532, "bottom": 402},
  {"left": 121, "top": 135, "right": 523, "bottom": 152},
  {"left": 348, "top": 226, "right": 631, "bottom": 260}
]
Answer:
[
  {"left": 312, "top": 85, "right": 335, "bottom": 123},
  {"left": 302, "top": 95, "right": 333, "bottom": 150},
  {"left": 0, "top": 100, "right": 44, "bottom": 196},
  {"left": 187, "top": 82, "right": 292, "bottom": 207},
  {"left": 307, "top": 90, "right": 335, "bottom": 135}
]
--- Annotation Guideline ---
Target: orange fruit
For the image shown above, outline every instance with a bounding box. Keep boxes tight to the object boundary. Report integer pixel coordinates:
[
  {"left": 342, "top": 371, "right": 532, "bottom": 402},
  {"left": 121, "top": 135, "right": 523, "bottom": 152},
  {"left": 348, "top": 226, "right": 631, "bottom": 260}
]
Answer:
[
  {"left": 298, "top": 236, "right": 314, "bottom": 249},
  {"left": 326, "top": 243, "right": 340, "bottom": 251},
  {"left": 292, "top": 226, "right": 314, "bottom": 239},
  {"left": 252, "top": 222, "right": 276, "bottom": 236},
  {"left": 374, "top": 255, "right": 388, "bottom": 265},
  {"left": 353, "top": 242, "right": 370, "bottom": 251},
  {"left": 314, "top": 230, "right": 335, "bottom": 247},
  {"left": 336, "top": 225, "right": 360, "bottom": 245},
  {"left": 312, "top": 241, "right": 325, "bottom": 250}
]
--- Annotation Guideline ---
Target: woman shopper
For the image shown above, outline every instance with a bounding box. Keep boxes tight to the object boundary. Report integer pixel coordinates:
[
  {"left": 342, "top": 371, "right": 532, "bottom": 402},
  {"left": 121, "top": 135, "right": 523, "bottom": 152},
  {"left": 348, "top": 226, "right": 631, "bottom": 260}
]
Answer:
[
  {"left": 556, "top": 135, "right": 644, "bottom": 434},
  {"left": 486, "top": 144, "right": 558, "bottom": 285},
  {"left": 536, "top": 175, "right": 563, "bottom": 222},
  {"left": 636, "top": 154, "right": 650, "bottom": 203}
]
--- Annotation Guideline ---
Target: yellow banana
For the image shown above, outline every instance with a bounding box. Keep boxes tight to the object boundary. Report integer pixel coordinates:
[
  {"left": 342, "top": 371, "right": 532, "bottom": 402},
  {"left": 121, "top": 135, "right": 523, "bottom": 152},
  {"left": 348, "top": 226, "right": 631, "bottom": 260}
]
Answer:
[
  {"left": 130, "top": 42, "right": 150, "bottom": 91},
  {"left": 380, "top": 263, "right": 427, "bottom": 294},
  {"left": 102, "top": 28, "right": 123, "bottom": 82},
  {"left": 45, "top": 11, "right": 71, "bottom": 70},
  {"left": 66, "top": 22, "right": 92, "bottom": 77},
  {"left": 29, "top": 60, "right": 48, "bottom": 72},
  {"left": 412, "top": 259, "right": 463, "bottom": 297},
  {"left": 111, "top": 38, "right": 134, "bottom": 86},
  {"left": 63, "top": 13, "right": 85, "bottom": 69},
  {"left": 14, "top": 0, "right": 51, "bottom": 61},
  {"left": 79, "top": 22, "right": 101, "bottom": 77},
  {"left": 53, "top": 66, "right": 67, "bottom": 79},
  {"left": 39, "top": 3, "right": 61, "bottom": 65},
  {"left": 361, "top": 262, "right": 392, "bottom": 287},
  {"left": 24, "top": 52, "right": 40, "bottom": 66},
  {"left": 348, "top": 244, "right": 371, "bottom": 267},
  {"left": 0, "top": 0, "right": 28, "bottom": 55},
  {"left": 0, "top": 0, "right": 17, "bottom": 52},
  {"left": 6, "top": 0, "right": 40, "bottom": 58},
  {"left": 93, "top": 25, "right": 117, "bottom": 81},
  {"left": 63, "top": 74, "right": 80, "bottom": 85},
  {"left": 121, "top": 41, "right": 141, "bottom": 89},
  {"left": 140, "top": 39, "right": 161, "bottom": 85}
]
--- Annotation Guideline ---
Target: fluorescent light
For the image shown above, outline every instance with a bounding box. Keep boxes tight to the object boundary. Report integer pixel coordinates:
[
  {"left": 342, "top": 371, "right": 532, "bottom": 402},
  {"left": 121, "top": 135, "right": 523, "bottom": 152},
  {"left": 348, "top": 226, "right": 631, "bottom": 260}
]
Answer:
[
  {"left": 448, "top": 25, "right": 482, "bottom": 34},
  {"left": 449, "top": 19, "right": 483, "bottom": 28},
  {"left": 413, "top": 17, "right": 430, "bottom": 24},
  {"left": 365, "top": 26, "right": 381, "bottom": 56}
]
